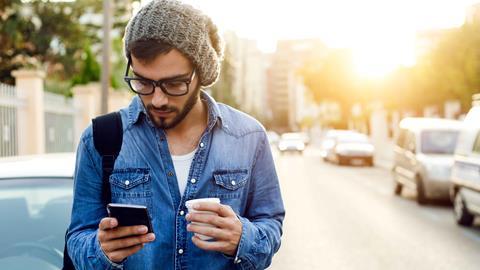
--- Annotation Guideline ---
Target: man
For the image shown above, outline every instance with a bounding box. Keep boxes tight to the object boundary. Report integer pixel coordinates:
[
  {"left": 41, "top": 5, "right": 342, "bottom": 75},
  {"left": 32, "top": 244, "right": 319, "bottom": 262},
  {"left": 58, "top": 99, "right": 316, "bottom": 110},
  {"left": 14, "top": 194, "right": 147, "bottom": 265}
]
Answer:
[{"left": 66, "top": 0, "right": 285, "bottom": 269}]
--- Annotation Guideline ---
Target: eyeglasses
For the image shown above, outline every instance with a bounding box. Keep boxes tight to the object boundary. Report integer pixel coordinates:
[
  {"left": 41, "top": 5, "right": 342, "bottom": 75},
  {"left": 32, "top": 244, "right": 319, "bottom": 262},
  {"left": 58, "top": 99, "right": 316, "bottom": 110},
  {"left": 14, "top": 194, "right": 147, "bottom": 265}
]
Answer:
[{"left": 123, "top": 57, "right": 196, "bottom": 96}]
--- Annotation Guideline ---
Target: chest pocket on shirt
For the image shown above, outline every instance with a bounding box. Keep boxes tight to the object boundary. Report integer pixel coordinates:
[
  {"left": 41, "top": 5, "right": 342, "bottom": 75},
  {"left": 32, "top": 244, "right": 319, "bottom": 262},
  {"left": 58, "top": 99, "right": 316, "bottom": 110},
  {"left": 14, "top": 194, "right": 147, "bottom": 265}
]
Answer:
[
  {"left": 210, "top": 169, "right": 249, "bottom": 199},
  {"left": 109, "top": 168, "right": 152, "bottom": 209}
]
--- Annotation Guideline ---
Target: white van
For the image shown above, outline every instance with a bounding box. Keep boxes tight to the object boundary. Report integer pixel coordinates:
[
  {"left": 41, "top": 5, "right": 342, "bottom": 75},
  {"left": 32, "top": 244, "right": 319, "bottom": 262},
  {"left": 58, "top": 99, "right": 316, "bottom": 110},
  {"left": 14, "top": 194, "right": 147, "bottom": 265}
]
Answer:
[
  {"left": 393, "top": 118, "right": 462, "bottom": 204},
  {"left": 451, "top": 94, "right": 480, "bottom": 226}
]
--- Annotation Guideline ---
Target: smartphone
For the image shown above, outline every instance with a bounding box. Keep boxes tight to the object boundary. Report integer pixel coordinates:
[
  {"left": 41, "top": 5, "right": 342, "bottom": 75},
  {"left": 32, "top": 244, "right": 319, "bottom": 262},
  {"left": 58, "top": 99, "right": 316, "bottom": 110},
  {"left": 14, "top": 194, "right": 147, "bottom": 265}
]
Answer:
[{"left": 106, "top": 203, "right": 153, "bottom": 233}]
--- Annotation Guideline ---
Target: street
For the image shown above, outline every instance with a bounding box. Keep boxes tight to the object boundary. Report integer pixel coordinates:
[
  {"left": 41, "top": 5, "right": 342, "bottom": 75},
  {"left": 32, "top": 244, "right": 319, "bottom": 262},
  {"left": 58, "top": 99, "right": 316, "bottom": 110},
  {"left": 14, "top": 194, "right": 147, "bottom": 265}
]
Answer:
[{"left": 268, "top": 146, "right": 480, "bottom": 270}]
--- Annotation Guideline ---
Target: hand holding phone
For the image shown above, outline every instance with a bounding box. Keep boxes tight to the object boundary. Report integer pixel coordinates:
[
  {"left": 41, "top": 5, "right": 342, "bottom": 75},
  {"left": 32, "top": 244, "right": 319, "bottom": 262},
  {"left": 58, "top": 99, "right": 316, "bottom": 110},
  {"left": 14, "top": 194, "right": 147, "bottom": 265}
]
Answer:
[{"left": 97, "top": 203, "right": 155, "bottom": 263}]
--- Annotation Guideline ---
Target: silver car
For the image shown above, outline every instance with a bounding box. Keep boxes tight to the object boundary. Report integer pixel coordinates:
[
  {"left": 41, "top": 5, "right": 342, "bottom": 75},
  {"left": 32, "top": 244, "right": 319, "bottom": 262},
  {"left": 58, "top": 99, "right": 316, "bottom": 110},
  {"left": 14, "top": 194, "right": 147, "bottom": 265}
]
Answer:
[
  {"left": 278, "top": 132, "right": 305, "bottom": 154},
  {"left": 451, "top": 96, "right": 480, "bottom": 226},
  {"left": 393, "top": 118, "right": 462, "bottom": 204},
  {"left": 320, "top": 130, "right": 355, "bottom": 161},
  {"left": 0, "top": 153, "right": 75, "bottom": 270},
  {"left": 325, "top": 132, "right": 375, "bottom": 166}
]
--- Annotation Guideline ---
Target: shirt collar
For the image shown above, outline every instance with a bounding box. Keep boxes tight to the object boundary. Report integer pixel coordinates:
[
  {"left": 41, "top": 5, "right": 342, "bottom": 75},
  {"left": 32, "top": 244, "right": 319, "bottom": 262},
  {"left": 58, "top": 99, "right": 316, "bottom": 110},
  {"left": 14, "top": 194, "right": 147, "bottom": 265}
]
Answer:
[{"left": 127, "top": 90, "right": 223, "bottom": 130}]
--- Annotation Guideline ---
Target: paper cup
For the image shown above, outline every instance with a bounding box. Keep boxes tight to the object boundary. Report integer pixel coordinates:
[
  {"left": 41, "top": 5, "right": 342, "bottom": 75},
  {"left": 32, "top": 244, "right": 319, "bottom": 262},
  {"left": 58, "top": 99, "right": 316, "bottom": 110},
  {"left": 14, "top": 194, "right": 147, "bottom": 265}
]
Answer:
[{"left": 185, "top": 198, "right": 220, "bottom": 240}]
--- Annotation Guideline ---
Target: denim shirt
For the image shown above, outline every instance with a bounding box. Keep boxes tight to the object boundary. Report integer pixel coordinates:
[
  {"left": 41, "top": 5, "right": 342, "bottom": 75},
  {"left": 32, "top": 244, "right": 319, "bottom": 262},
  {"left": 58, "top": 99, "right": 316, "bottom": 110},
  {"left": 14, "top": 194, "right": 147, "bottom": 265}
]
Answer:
[{"left": 66, "top": 91, "right": 285, "bottom": 270}]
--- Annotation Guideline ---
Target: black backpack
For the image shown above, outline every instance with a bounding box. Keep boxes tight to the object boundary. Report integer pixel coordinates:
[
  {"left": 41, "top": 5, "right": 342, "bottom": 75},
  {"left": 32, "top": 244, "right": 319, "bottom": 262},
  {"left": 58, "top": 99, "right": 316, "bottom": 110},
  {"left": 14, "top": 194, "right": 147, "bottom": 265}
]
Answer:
[{"left": 63, "top": 111, "right": 123, "bottom": 270}]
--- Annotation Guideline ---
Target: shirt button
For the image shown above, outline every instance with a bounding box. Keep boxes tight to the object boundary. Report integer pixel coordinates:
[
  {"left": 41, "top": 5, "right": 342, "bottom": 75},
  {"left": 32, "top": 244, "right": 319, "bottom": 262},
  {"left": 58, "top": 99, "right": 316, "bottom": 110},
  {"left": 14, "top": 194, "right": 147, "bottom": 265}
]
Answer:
[
  {"left": 200, "top": 142, "right": 205, "bottom": 148},
  {"left": 179, "top": 210, "right": 185, "bottom": 216},
  {"left": 190, "top": 178, "right": 197, "bottom": 184},
  {"left": 125, "top": 180, "right": 130, "bottom": 186},
  {"left": 231, "top": 180, "right": 236, "bottom": 186},
  {"left": 167, "top": 171, "right": 174, "bottom": 177},
  {"left": 178, "top": 249, "right": 184, "bottom": 255},
  {"left": 235, "top": 258, "right": 242, "bottom": 264}
]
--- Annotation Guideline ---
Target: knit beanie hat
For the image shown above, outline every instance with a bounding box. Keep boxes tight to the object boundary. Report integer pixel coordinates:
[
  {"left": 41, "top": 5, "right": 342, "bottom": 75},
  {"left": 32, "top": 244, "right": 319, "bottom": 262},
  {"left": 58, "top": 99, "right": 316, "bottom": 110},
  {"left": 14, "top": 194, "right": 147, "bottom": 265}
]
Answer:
[{"left": 123, "top": 0, "right": 224, "bottom": 87}]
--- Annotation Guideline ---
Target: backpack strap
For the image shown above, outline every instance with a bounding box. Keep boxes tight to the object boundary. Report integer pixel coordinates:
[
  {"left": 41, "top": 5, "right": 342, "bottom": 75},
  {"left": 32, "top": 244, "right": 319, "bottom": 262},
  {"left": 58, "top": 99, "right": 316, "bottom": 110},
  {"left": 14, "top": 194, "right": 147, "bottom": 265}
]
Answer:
[
  {"left": 92, "top": 111, "right": 123, "bottom": 204},
  {"left": 63, "top": 111, "right": 123, "bottom": 270}
]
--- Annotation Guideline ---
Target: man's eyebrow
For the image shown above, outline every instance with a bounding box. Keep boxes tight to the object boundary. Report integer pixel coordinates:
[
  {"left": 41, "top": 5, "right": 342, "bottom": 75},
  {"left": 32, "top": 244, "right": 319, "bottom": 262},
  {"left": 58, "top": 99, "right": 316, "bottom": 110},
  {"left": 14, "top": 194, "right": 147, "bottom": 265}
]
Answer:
[{"left": 132, "top": 70, "right": 191, "bottom": 81}]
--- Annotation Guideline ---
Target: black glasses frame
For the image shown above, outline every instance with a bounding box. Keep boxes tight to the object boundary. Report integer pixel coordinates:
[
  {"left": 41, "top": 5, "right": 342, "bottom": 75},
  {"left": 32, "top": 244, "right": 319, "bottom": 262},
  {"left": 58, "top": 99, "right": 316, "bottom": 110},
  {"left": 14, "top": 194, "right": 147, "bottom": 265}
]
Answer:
[{"left": 123, "top": 57, "right": 196, "bottom": 96}]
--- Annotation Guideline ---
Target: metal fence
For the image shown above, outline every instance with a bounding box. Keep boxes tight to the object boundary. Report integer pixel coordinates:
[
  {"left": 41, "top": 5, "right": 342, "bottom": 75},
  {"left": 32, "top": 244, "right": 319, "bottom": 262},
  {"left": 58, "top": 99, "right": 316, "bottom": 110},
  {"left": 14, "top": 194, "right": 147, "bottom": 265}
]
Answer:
[
  {"left": 0, "top": 83, "right": 19, "bottom": 157},
  {"left": 44, "top": 92, "right": 75, "bottom": 153},
  {"left": 0, "top": 83, "right": 75, "bottom": 157}
]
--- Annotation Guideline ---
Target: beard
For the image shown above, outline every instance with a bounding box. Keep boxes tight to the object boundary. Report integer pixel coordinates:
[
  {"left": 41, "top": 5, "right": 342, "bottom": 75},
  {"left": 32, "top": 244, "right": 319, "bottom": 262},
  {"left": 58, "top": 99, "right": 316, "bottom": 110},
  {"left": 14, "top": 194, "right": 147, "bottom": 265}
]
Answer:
[{"left": 145, "top": 85, "right": 200, "bottom": 129}]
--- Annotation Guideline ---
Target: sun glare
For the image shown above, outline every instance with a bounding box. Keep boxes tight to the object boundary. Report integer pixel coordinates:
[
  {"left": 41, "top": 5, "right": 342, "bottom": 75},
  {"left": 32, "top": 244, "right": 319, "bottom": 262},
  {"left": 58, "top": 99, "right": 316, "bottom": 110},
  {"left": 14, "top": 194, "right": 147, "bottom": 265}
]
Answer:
[
  {"left": 351, "top": 34, "right": 417, "bottom": 79},
  {"left": 180, "top": 0, "right": 476, "bottom": 79}
]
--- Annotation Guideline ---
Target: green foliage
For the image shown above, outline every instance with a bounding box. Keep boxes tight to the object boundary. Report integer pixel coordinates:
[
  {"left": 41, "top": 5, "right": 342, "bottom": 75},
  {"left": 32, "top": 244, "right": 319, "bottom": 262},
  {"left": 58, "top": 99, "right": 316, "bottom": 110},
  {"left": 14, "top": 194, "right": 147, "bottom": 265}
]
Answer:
[
  {"left": 71, "top": 44, "right": 100, "bottom": 86},
  {"left": 0, "top": 0, "right": 131, "bottom": 93}
]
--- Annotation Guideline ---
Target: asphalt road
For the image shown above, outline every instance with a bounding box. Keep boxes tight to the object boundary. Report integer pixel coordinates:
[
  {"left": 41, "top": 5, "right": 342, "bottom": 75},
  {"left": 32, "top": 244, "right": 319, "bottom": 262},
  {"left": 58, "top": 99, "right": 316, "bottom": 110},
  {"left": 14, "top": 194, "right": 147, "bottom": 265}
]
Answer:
[{"left": 267, "top": 147, "right": 480, "bottom": 270}]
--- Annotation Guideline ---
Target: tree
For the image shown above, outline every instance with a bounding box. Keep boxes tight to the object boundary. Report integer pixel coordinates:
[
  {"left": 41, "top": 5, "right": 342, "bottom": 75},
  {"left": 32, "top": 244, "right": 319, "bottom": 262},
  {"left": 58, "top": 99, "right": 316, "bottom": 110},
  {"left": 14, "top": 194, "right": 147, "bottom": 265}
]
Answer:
[
  {"left": 298, "top": 47, "right": 357, "bottom": 127},
  {"left": 0, "top": 0, "right": 131, "bottom": 93}
]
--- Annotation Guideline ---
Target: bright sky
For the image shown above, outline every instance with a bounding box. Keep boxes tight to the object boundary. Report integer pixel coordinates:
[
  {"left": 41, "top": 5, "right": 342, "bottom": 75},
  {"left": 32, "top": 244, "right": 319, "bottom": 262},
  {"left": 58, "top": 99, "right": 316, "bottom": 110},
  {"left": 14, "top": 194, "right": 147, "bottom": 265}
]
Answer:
[{"left": 143, "top": 0, "right": 480, "bottom": 78}]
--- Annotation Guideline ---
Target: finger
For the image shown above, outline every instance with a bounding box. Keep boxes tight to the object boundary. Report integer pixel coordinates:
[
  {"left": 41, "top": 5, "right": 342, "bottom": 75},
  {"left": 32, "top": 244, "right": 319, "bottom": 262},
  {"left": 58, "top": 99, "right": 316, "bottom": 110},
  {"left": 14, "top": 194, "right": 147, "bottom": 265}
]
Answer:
[
  {"left": 186, "top": 213, "right": 228, "bottom": 228},
  {"left": 99, "top": 217, "right": 118, "bottom": 231},
  {"left": 102, "top": 233, "right": 155, "bottom": 252},
  {"left": 103, "top": 225, "right": 149, "bottom": 241},
  {"left": 192, "top": 202, "right": 234, "bottom": 217},
  {"left": 107, "top": 243, "right": 144, "bottom": 263},
  {"left": 191, "top": 235, "right": 229, "bottom": 253},
  {"left": 187, "top": 224, "right": 230, "bottom": 240}
]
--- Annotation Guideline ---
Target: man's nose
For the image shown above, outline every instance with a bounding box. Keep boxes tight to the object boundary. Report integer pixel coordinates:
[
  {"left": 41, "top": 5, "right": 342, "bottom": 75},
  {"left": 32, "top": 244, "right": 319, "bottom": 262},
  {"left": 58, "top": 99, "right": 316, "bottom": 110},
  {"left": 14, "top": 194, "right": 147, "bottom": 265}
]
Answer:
[{"left": 151, "top": 86, "right": 169, "bottom": 108}]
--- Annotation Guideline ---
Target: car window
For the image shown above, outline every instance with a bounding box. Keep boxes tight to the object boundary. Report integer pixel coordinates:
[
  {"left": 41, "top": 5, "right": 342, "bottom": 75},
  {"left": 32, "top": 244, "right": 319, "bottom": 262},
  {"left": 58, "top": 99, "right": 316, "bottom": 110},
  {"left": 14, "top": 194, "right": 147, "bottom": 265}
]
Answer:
[
  {"left": 421, "top": 130, "right": 459, "bottom": 155},
  {"left": 0, "top": 178, "right": 72, "bottom": 268},
  {"left": 473, "top": 131, "right": 480, "bottom": 154}
]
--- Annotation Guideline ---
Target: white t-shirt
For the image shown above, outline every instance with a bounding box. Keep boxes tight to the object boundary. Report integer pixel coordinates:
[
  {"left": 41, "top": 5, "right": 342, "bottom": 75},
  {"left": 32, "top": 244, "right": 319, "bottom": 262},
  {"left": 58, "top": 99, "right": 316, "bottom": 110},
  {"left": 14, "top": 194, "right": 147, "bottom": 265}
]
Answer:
[{"left": 171, "top": 148, "right": 197, "bottom": 196}]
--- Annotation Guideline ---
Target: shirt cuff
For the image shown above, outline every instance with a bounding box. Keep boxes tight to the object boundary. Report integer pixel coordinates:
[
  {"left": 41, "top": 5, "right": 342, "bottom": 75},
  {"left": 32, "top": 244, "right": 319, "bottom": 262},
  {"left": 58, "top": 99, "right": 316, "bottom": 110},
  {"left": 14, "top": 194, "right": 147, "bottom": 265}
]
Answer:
[
  {"left": 95, "top": 234, "right": 126, "bottom": 269},
  {"left": 229, "top": 216, "right": 257, "bottom": 269}
]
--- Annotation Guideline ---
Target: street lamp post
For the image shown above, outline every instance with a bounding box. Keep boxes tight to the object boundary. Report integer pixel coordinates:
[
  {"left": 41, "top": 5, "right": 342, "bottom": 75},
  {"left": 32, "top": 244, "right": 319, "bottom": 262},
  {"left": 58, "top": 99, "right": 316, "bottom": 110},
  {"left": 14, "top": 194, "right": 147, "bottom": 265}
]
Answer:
[{"left": 101, "top": 0, "right": 112, "bottom": 114}]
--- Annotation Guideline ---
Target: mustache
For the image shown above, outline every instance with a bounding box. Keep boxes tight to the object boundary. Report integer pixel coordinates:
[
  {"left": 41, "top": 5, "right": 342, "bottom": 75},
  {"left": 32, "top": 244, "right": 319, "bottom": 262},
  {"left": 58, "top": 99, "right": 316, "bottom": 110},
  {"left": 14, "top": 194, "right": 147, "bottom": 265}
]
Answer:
[{"left": 147, "top": 104, "right": 178, "bottom": 113}]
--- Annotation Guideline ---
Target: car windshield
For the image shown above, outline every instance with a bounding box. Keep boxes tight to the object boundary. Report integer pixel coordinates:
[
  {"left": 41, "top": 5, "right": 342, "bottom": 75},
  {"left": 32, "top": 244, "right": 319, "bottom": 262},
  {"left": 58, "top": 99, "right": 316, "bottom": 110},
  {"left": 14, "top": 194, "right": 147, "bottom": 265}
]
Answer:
[
  {"left": 281, "top": 133, "right": 303, "bottom": 140},
  {"left": 0, "top": 178, "right": 72, "bottom": 269},
  {"left": 421, "top": 130, "right": 459, "bottom": 154},
  {"left": 337, "top": 134, "right": 369, "bottom": 144}
]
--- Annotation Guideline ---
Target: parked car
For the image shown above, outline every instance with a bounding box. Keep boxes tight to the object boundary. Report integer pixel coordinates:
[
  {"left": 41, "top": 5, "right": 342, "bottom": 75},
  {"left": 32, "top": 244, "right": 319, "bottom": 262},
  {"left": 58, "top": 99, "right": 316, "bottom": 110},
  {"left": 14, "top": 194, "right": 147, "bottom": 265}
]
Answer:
[
  {"left": 320, "top": 129, "right": 355, "bottom": 161},
  {"left": 0, "top": 153, "right": 75, "bottom": 270},
  {"left": 325, "top": 132, "right": 375, "bottom": 166},
  {"left": 451, "top": 96, "right": 480, "bottom": 226},
  {"left": 278, "top": 132, "right": 305, "bottom": 154},
  {"left": 392, "top": 117, "right": 462, "bottom": 205}
]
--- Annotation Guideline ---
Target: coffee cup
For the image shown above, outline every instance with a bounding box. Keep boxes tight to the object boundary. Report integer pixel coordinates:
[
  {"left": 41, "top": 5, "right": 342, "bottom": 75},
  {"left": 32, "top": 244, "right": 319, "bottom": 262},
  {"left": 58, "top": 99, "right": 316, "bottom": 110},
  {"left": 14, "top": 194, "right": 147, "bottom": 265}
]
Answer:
[{"left": 185, "top": 198, "right": 221, "bottom": 240}]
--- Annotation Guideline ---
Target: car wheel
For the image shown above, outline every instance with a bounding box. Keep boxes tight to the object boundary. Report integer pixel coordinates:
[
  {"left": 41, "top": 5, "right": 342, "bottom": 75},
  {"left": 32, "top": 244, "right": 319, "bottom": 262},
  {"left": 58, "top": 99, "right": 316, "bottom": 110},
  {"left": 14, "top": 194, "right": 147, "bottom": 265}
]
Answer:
[
  {"left": 392, "top": 170, "right": 403, "bottom": 196},
  {"left": 367, "top": 157, "right": 374, "bottom": 167},
  {"left": 454, "top": 191, "right": 474, "bottom": 227},
  {"left": 394, "top": 182, "right": 403, "bottom": 196},
  {"left": 416, "top": 176, "right": 428, "bottom": 205}
]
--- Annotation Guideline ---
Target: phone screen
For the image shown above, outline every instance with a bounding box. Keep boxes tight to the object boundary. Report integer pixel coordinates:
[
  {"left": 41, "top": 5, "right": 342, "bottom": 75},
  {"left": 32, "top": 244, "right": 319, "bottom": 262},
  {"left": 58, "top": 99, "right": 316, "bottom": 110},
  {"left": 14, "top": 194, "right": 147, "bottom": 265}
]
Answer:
[{"left": 107, "top": 203, "right": 153, "bottom": 233}]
